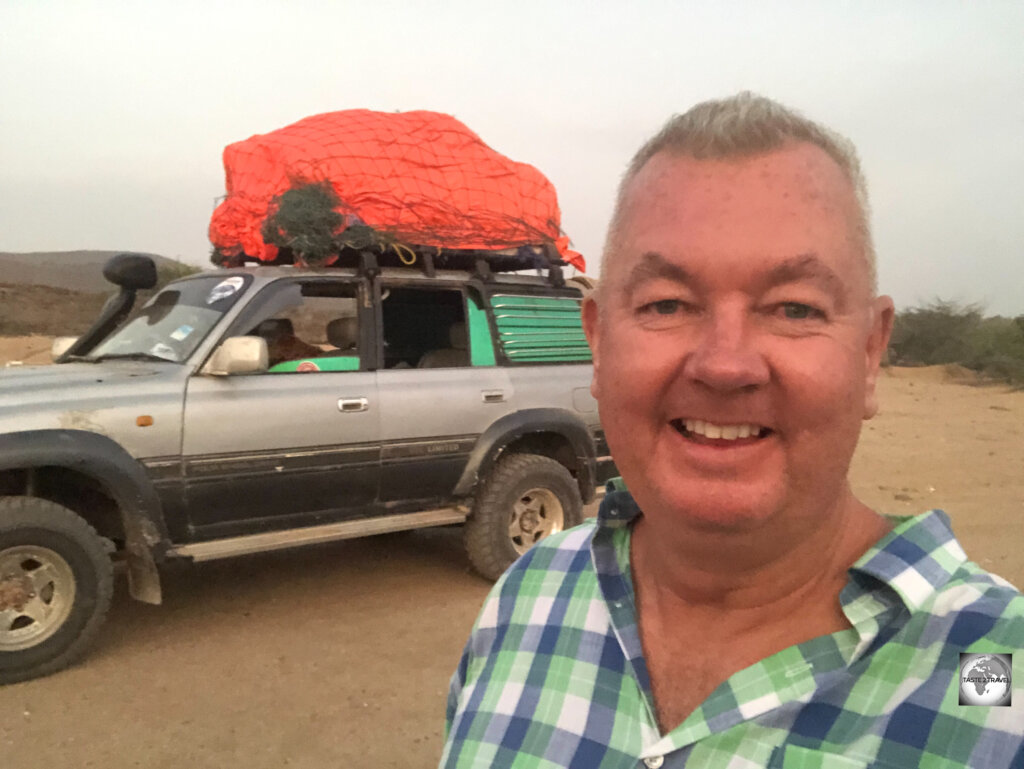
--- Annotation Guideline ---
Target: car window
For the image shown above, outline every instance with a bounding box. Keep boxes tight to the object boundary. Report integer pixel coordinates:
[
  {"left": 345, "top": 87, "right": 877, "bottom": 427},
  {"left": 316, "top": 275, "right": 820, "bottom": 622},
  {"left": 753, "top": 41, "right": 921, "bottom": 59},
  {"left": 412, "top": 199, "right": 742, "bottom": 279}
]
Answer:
[
  {"left": 241, "top": 281, "right": 362, "bottom": 373},
  {"left": 380, "top": 285, "right": 472, "bottom": 369}
]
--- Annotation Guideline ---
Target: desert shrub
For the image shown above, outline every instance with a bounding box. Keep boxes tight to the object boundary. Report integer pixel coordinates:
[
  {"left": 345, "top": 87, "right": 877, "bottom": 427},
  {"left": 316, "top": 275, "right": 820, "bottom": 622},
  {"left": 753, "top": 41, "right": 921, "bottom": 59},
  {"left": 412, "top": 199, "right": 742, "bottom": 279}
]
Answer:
[
  {"left": 888, "top": 300, "right": 983, "bottom": 365},
  {"left": 889, "top": 299, "right": 1024, "bottom": 385},
  {"left": 965, "top": 317, "right": 1024, "bottom": 363}
]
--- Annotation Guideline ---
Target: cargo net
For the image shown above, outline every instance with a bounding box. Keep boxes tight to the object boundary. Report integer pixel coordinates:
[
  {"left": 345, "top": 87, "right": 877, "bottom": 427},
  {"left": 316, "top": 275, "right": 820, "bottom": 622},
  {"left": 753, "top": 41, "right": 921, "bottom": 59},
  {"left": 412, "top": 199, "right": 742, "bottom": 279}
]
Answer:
[{"left": 208, "top": 110, "right": 585, "bottom": 273}]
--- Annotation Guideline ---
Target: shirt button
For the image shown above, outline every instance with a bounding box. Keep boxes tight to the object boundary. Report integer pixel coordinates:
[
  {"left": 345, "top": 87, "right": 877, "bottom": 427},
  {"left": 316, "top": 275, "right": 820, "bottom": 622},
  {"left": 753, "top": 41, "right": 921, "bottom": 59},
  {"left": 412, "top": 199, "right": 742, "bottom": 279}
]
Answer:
[{"left": 643, "top": 757, "right": 664, "bottom": 768}]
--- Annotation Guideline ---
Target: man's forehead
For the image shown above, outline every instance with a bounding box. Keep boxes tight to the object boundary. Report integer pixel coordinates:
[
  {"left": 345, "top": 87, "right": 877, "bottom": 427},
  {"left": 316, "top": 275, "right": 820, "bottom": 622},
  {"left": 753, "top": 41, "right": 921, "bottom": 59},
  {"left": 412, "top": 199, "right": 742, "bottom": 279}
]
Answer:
[
  {"left": 603, "top": 143, "right": 871, "bottom": 300},
  {"left": 622, "top": 143, "right": 853, "bottom": 210},
  {"left": 620, "top": 250, "right": 852, "bottom": 313}
]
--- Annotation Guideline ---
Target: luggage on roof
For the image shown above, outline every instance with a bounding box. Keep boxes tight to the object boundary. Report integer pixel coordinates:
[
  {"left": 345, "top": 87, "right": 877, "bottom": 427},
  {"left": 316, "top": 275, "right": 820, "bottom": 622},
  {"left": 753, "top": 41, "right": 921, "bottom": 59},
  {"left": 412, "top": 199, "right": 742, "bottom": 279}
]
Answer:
[{"left": 208, "top": 110, "right": 584, "bottom": 273}]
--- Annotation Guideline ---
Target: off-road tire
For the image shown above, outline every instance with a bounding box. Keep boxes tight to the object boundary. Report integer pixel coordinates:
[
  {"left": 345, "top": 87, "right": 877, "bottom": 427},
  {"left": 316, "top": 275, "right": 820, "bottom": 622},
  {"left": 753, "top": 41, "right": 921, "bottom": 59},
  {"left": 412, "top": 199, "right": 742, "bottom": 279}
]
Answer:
[
  {"left": 464, "top": 453, "right": 583, "bottom": 581},
  {"left": 0, "top": 496, "right": 114, "bottom": 685}
]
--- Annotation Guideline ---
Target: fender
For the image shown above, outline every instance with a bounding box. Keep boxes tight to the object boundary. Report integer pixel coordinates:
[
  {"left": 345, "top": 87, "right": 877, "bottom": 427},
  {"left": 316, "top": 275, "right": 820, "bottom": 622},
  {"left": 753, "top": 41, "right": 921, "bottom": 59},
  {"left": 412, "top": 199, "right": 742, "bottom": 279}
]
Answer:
[
  {"left": 0, "top": 429, "right": 167, "bottom": 604},
  {"left": 454, "top": 409, "right": 598, "bottom": 502}
]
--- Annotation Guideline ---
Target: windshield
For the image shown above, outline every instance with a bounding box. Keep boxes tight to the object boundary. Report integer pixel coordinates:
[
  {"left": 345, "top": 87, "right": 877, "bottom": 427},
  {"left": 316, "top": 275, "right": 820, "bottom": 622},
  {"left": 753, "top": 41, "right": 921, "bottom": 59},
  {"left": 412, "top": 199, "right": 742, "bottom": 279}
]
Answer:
[{"left": 86, "top": 275, "right": 250, "bottom": 363}]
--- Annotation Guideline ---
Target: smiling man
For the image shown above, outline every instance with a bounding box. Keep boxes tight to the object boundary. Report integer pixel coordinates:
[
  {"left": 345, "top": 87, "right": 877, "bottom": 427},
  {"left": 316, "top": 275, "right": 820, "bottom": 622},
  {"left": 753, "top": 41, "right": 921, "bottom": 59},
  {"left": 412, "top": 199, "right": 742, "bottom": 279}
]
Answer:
[{"left": 441, "top": 94, "right": 1023, "bottom": 768}]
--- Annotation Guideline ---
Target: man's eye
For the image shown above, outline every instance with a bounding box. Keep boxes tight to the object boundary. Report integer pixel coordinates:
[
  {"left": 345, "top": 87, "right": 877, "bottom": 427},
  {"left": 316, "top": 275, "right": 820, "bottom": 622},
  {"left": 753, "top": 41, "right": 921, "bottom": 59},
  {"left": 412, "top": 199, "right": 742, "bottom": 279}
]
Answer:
[
  {"left": 650, "top": 300, "right": 681, "bottom": 315},
  {"left": 638, "top": 299, "right": 687, "bottom": 316},
  {"left": 780, "top": 302, "right": 823, "bottom": 320}
]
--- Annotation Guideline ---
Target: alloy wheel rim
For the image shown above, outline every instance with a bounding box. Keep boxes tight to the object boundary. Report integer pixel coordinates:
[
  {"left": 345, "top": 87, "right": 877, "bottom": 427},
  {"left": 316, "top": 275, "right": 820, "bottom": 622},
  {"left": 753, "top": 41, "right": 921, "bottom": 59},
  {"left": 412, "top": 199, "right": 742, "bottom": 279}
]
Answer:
[
  {"left": 0, "top": 546, "right": 76, "bottom": 651},
  {"left": 508, "top": 488, "right": 565, "bottom": 555}
]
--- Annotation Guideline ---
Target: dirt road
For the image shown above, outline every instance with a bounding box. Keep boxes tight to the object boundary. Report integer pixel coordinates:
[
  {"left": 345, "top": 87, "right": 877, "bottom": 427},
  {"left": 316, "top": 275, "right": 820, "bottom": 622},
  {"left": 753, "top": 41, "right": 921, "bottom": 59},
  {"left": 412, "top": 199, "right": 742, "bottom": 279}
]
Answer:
[{"left": 1, "top": 342, "right": 1022, "bottom": 768}]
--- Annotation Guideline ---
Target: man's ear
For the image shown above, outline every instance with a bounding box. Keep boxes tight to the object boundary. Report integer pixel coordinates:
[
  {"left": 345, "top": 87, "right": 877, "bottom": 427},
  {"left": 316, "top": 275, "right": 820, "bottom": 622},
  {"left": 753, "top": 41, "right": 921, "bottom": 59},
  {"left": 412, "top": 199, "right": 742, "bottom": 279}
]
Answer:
[
  {"left": 581, "top": 296, "right": 601, "bottom": 399},
  {"left": 863, "top": 295, "right": 895, "bottom": 420}
]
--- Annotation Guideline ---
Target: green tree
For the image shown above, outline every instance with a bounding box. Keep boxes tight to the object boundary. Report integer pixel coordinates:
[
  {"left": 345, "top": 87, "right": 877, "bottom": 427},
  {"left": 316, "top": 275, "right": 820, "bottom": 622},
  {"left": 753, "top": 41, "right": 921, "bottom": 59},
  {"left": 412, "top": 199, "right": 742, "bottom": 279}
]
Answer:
[
  {"left": 889, "top": 299, "right": 1024, "bottom": 385},
  {"left": 888, "top": 300, "right": 983, "bottom": 365}
]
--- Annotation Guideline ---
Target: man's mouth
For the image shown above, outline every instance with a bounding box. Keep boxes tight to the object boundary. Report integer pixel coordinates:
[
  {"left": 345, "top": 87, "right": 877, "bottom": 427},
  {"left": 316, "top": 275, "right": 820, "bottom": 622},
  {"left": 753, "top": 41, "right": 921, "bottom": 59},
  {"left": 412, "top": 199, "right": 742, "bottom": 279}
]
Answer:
[{"left": 671, "top": 419, "right": 773, "bottom": 444}]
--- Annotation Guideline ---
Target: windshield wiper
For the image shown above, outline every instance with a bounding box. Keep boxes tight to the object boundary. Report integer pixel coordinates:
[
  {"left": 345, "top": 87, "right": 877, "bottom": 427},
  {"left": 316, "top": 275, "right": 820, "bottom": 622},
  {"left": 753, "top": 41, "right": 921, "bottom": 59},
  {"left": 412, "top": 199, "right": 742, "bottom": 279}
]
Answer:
[{"left": 88, "top": 352, "right": 177, "bottom": 363}]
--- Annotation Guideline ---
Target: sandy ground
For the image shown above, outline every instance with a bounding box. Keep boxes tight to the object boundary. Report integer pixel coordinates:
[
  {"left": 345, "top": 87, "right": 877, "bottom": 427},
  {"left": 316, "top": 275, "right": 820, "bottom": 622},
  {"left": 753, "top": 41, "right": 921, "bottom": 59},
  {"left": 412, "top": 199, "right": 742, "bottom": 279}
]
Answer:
[
  {"left": 0, "top": 335, "right": 55, "bottom": 366},
  {"left": 1, "top": 336, "right": 1022, "bottom": 768}
]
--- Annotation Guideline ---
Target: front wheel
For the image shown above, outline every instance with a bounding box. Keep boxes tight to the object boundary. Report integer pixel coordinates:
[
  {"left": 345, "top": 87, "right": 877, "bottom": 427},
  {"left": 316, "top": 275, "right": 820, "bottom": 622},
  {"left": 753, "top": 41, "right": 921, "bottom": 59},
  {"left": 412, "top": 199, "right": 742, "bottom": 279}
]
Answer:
[
  {"left": 464, "top": 453, "right": 583, "bottom": 580},
  {"left": 0, "top": 497, "right": 114, "bottom": 685}
]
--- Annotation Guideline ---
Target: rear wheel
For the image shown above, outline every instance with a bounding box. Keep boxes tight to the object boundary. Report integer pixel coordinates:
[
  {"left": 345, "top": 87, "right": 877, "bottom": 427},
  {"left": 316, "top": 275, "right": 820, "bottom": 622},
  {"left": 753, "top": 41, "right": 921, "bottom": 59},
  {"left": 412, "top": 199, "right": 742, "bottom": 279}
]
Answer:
[
  {"left": 0, "top": 497, "right": 114, "bottom": 685},
  {"left": 464, "top": 453, "right": 583, "bottom": 580}
]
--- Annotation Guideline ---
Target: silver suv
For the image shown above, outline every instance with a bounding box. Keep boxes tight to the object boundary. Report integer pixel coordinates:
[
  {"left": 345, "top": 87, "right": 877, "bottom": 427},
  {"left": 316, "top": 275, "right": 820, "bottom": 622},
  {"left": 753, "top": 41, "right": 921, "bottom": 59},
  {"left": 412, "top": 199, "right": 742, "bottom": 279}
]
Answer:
[{"left": 0, "top": 254, "right": 612, "bottom": 683}]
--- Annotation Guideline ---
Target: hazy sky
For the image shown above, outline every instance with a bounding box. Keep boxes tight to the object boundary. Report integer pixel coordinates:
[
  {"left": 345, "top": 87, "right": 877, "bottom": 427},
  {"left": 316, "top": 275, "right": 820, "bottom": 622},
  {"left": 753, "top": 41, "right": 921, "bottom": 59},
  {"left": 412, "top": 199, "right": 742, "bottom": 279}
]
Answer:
[{"left": 2, "top": 1, "right": 1022, "bottom": 314}]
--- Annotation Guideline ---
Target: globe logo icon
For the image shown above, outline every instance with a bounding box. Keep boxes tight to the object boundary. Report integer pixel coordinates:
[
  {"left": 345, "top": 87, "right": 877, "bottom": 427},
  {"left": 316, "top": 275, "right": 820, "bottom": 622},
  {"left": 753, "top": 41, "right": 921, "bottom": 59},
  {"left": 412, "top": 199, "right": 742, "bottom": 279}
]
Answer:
[{"left": 959, "top": 653, "right": 1012, "bottom": 706}]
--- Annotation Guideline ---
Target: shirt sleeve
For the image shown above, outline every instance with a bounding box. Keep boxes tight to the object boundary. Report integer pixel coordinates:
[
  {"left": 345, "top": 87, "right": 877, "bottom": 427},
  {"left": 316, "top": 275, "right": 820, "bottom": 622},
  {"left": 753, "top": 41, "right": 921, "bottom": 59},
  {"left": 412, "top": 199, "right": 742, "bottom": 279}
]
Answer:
[
  {"left": 444, "top": 637, "right": 473, "bottom": 738},
  {"left": 440, "top": 575, "right": 510, "bottom": 766}
]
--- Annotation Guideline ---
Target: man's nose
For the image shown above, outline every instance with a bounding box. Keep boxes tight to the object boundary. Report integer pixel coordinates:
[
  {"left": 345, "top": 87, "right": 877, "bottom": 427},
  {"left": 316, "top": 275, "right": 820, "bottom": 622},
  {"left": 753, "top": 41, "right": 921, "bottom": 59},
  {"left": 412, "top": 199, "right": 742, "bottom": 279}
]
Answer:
[{"left": 682, "top": 310, "right": 770, "bottom": 392}]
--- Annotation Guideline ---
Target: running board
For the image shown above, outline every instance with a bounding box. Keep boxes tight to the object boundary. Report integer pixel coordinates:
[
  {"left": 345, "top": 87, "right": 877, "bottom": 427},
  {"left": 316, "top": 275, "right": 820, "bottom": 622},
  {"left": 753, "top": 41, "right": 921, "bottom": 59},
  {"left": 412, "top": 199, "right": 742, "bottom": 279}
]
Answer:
[{"left": 169, "top": 508, "right": 468, "bottom": 562}]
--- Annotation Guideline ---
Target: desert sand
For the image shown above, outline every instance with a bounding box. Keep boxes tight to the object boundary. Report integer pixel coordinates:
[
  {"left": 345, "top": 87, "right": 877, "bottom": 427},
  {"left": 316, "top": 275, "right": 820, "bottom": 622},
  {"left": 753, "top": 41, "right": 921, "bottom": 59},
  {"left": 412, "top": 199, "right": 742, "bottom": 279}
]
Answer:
[{"left": 0, "top": 335, "right": 55, "bottom": 366}]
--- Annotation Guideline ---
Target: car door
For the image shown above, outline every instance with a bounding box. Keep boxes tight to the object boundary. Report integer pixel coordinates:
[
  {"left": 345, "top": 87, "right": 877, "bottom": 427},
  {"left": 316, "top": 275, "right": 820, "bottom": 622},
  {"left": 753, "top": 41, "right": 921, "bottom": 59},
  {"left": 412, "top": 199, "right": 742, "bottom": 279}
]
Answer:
[
  {"left": 180, "top": 277, "right": 381, "bottom": 537},
  {"left": 374, "top": 281, "right": 512, "bottom": 505}
]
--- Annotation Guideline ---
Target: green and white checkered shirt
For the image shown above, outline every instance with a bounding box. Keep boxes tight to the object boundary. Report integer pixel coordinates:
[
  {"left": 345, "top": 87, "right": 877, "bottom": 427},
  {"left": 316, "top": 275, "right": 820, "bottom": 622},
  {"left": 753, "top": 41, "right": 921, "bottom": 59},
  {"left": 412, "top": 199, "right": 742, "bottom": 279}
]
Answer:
[{"left": 442, "top": 490, "right": 1024, "bottom": 768}]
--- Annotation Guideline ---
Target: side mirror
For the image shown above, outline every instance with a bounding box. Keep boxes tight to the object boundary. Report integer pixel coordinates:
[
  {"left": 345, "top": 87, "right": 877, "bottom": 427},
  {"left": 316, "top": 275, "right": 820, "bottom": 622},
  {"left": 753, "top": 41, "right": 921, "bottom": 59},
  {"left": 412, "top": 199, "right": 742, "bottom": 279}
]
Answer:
[
  {"left": 200, "top": 336, "right": 268, "bottom": 376},
  {"left": 51, "top": 337, "right": 78, "bottom": 359}
]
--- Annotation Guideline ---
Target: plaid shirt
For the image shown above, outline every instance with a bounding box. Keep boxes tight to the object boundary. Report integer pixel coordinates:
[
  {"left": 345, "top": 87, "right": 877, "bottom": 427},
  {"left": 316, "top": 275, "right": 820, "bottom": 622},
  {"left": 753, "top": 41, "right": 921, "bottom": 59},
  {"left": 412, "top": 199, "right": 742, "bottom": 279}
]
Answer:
[{"left": 442, "top": 490, "right": 1024, "bottom": 768}]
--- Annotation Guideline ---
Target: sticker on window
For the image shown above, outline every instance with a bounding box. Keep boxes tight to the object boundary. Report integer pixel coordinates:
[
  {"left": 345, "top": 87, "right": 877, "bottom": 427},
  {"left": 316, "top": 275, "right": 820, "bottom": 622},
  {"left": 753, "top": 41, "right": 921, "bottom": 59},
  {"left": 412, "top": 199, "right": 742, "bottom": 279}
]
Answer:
[
  {"left": 149, "top": 343, "right": 178, "bottom": 361},
  {"left": 207, "top": 277, "right": 245, "bottom": 304},
  {"left": 170, "top": 324, "right": 194, "bottom": 341}
]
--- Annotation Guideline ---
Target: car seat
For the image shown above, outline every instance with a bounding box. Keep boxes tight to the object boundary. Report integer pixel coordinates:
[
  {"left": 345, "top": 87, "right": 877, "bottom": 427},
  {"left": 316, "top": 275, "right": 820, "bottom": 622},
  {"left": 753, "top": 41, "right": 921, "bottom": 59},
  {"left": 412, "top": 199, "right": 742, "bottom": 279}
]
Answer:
[
  {"left": 418, "top": 322, "right": 469, "bottom": 368},
  {"left": 326, "top": 317, "right": 359, "bottom": 353}
]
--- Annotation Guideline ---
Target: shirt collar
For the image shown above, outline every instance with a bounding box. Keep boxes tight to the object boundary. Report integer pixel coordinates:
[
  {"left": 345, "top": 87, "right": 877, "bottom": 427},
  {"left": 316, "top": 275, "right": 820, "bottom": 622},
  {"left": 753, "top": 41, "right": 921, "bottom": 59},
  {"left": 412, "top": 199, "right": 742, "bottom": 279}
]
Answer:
[
  {"left": 597, "top": 484, "right": 641, "bottom": 528},
  {"left": 596, "top": 485, "right": 965, "bottom": 614}
]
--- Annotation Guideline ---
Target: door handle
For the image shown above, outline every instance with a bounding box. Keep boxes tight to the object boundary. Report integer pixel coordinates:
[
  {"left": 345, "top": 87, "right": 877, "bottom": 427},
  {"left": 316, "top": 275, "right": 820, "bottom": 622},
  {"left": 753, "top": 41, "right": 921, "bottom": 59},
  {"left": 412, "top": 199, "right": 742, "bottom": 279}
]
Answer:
[
  {"left": 481, "top": 390, "right": 505, "bottom": 404},
  {"left": 338, "top": 397, "right": 369, "bottom": 413}
]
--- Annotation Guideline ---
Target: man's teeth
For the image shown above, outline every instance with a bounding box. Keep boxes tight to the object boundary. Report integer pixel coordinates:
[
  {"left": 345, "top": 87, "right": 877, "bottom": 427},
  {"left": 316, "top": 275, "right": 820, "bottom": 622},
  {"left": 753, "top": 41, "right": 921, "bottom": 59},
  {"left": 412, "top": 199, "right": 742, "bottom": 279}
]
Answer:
[{"left": 684, "top": 420, "right": 764, "bottom": 440}]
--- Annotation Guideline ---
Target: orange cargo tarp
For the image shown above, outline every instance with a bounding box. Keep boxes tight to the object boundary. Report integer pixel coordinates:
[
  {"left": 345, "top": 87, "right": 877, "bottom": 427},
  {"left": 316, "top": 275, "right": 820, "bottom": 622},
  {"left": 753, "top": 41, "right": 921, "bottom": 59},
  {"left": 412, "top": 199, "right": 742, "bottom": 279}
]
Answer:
[{"left": 208, "top": 110, "right": 583, "bottom": 271}]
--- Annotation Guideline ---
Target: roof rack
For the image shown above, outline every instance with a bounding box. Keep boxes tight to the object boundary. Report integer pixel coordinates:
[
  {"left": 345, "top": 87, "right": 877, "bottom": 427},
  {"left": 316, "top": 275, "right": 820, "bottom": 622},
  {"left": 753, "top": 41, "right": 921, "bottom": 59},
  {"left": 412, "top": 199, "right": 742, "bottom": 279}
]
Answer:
[{"left": 231, "top": 242, "right": 571, "bottom": 287}]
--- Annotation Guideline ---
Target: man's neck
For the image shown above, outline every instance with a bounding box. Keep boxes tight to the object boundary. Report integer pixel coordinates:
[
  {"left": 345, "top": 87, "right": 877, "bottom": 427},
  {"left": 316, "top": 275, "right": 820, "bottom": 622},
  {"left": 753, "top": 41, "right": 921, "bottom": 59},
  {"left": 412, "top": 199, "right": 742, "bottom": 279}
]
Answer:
[
  {"left": 629, "top": 486, "right": 891, "bottom": 622},
  {"left": 629, "top": 488, "right": 893, "bottom": 732}
]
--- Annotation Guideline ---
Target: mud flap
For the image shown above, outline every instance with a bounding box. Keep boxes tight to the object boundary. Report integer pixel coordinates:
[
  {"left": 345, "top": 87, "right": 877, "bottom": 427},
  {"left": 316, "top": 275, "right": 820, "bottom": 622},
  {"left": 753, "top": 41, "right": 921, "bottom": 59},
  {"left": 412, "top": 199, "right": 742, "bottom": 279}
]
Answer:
[{"left": 122, "top": 509, "right": 163, "bottom": 604}]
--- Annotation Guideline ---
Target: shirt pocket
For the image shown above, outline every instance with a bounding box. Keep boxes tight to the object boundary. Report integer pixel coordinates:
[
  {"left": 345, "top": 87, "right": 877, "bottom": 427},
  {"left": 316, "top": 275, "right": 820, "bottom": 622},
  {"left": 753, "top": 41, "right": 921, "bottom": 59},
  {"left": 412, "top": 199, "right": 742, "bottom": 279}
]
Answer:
[{"left": 769, "top": 745, "right": 901, "bottom": 769}]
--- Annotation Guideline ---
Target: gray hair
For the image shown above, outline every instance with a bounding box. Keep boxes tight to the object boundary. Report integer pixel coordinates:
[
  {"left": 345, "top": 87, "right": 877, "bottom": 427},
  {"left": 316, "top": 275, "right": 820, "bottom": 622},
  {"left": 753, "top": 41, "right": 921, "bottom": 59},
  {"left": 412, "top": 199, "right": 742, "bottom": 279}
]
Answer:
[{"left": 603, "top": 92, "right": 876, "bottom": 292}]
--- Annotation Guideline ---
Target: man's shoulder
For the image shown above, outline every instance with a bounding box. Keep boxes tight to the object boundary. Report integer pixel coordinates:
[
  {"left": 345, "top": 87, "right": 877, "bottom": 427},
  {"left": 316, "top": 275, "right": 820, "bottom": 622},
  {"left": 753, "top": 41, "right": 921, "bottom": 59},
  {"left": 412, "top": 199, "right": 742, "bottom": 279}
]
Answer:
[
  {"left": 470, "top": 521, "right": 601, "bottom": 633},
  {"left": 871, "top": 510, "right": 1022, "bottom": 635},
  {"left": 903, "top": 557, "right": 1024, "bottom": 655},
  {"left": 501, "top": 519, "right": 599, "bottom": 581},
  {"left": 934, "top": 559, "right": 1024, "bottom": 627},
  {"left": 489, "top": 520, "right": 599, "bottom": 593}
]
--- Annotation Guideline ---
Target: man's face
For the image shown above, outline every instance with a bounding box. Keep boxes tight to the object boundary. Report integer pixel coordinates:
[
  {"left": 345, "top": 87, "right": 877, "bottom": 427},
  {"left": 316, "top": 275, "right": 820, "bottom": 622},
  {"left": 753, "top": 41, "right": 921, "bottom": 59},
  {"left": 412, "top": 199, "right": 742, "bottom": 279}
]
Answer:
[{"left": 583, "top": 143, "right": 893, "bottom": 532}]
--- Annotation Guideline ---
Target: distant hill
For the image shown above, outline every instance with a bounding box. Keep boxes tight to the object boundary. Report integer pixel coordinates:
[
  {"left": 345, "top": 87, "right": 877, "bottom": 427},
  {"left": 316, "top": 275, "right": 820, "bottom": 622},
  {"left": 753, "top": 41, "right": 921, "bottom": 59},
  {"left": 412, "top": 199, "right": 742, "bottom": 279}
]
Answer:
[
  {"left": 0, "top": 250, "right": 185, "bottom": 293},
  {"left": 0, "top": 251, "right": 205, "bottom": 337},
  {"left": 0, "top": 283, "right": 109, "bottom": 336}
]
